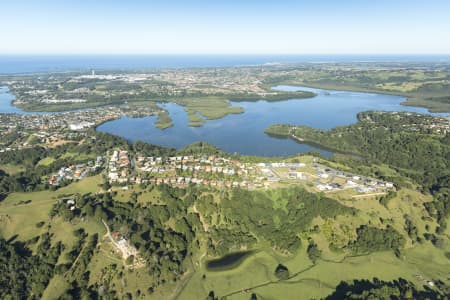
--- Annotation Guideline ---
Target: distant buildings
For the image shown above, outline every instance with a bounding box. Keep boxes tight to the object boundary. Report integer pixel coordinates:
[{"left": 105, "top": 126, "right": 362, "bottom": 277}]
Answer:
[
  {"left": 69, "top": 121, "right": 95, "bottom": 131},
  {"left": 48, "top": 156, "right": 103, "bottom": 185}
]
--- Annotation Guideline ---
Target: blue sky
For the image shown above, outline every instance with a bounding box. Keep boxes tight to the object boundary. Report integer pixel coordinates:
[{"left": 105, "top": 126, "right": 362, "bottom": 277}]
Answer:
[{"left": 1, "top": 0, "right": 449, "bottom": 54}]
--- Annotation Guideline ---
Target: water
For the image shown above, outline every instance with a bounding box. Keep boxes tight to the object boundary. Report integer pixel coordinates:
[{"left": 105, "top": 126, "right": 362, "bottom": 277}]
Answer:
[
  {"left": 1, "top": 54, "right": 449, "bottom": 74},
  {"left": 97, "top": 85, "right": 449, "bottom": 157},
  {"left": 0, "top": 86, "right": 36, "bottom": 114},
  {"left": 0, "top": 86, "right": 88, "bottom": 115},
  {"left": 1, "top": 80, "right": 449, "bottom": 157}
]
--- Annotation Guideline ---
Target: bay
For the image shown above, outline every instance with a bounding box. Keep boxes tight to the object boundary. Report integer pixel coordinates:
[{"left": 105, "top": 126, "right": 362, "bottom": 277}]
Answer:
[{"left": 97, "top": 85, "right": 449, "bottom": 157}]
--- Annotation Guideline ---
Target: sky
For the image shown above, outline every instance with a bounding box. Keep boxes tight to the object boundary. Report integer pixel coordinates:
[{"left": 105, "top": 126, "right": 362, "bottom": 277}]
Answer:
[{"left": 1, "top": 0, "right": 450, "bottom": 54}]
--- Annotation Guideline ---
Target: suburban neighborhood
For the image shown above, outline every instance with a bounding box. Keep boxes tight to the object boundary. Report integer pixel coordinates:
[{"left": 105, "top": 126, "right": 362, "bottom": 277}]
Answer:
[{"left": 103, "top": 149, "right": 395, "bottom": 196}]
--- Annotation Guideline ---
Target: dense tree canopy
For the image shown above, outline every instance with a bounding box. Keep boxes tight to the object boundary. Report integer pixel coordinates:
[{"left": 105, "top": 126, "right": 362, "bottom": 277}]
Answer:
[
  {"left": 326, "top": 277, "right": 449, "bottom": 300},
  {"left": 350, "top": 225, "right": 405, "bottom": 255}
]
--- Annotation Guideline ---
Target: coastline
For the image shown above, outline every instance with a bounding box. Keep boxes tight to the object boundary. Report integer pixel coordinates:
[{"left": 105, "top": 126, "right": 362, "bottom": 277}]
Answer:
[{"left": 273, "top": 81, "right": 450, "bottom": 113}]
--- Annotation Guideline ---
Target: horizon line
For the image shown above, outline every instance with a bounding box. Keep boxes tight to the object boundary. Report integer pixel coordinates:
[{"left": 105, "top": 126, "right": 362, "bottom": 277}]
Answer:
[{"left": 0, "top": 53, "right": 450, "bottom": 56}]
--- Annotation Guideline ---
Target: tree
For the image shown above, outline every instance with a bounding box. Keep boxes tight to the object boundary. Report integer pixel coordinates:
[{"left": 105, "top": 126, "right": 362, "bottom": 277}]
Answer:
[
  {"left": 206, "top": 290, "right": 218, "bottom": 300},
  {"left": 350, "top": 225, "right": 405, "bottom": 254},
  {"left": 274, "top": 264, "right": 289, "bottom": 280},
  {"left": 325, "top": 277, "right": 448, "bottom": 299},
  {"left": 126, "top": 255, "right": 135, "bottom": 265},
  {"left": 307, "top": 241, "right": 322, "bottom": 263}
]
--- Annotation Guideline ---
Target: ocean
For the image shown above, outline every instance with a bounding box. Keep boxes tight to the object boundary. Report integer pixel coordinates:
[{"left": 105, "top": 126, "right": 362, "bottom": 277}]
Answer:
[{"left": 0, "top": 54, "right": 449, "bottom": 74}]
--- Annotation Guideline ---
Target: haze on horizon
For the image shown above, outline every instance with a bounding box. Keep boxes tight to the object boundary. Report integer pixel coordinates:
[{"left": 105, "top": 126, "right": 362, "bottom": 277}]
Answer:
[{"left": 1, "top": 0, "right": 450, "bottom": 55}]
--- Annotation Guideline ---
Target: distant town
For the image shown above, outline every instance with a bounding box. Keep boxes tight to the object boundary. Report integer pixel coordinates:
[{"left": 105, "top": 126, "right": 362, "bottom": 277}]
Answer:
[{"left": 0, "top": 104, "right": 162, "bottom": 152}]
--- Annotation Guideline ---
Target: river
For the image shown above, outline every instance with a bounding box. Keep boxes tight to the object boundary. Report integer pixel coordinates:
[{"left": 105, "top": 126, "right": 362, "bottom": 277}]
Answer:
[
  {"left": 96, "top": 85, "right": 449, "bottom": 157},
  {"left": 1, "top": 85, "right": 448, "bottom": 157}
]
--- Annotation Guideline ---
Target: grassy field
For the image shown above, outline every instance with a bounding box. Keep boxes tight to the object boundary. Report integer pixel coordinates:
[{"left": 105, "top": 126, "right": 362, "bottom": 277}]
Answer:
[
  {"left": 150, "top": 96, "right": 245, "bottom": 128},
  {"left": 111, "top": 185, "right": 164, "bottom": 205},
  {"left": 186, "top": 110, "right": 206, "bottom": 127},
  {"left": 0, "top": 174, "right": 104, "bottom": 300},
  {"left": 177, "top": 186, "right": 448, "bottom": 300},
  {"left": 41, "top": 275, "right": 70, "bottom": 300},
  {"left": 248, "top": 245, "right": 448, "bottom": 300},
  {"left": 125, "top": 100, "right": 160, "bottom": 110},
  {"left": 60, "top": 151, "right": 98, "bottom": 160},
  {"left": 17, "top": 101, "right": 110, "bottom": 112},
  {"left": 176, "top": 96, "right": 244, "bottom": 124},
  {"left": 37, "top": 156, "right": 56, "bottom": 166},
  {"left": 281, "top": 73, "right": 450, "bottom": 113},
  {"left": 1, "top": 153, "right": 448, "bottom": 299},
  {"left": 0, "top": 175, "right": 108, "bottom": 299},
  {"left": 0, "top": 175, "right": 103, "bottom": 241},
  {"left": 401, "top": 96, "right": 450, "bottom": 113},
  {"left": 178, "top": 240, "right": 448, "bottom": 300},
  {"left": 155, "top": 111, "right": 174, "bottom": 129},
  {"left": 0, "top": 163, "right": 25, "bottom": 175},
  {"left": 178, "top": 248, "right": 289, "bottom": 300}
]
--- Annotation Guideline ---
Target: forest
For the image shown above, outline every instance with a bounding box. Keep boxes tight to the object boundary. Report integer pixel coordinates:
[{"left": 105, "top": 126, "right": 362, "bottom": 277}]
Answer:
[
  {"left": 265, "top": 111, "right": 450, "bottom": 234},
  {"left": 325, "top": 277, "right": 449, "bottom": 299}
]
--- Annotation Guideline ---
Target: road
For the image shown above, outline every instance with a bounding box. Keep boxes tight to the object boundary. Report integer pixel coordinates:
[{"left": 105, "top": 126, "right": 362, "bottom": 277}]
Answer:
[{"left": 102, "top": 219, "right": 125, "bottom": 258}]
